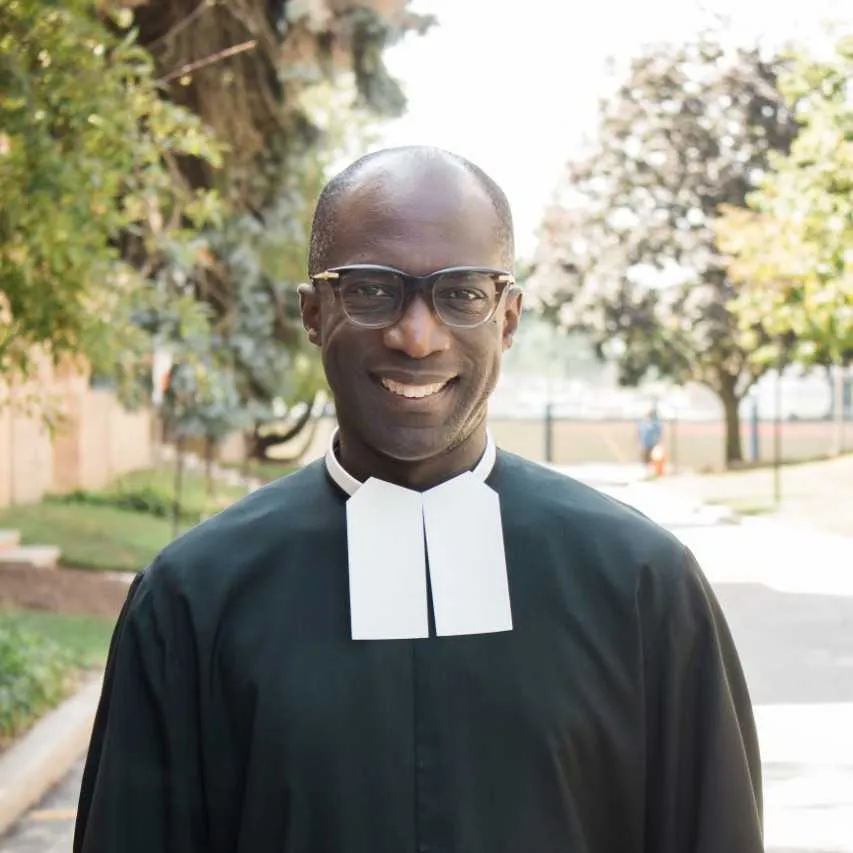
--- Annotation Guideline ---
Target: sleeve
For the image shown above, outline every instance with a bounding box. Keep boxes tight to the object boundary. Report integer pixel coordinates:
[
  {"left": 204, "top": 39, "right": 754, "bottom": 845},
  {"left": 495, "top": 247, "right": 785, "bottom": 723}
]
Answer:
[
  {"left": 73, "top": 564, "right": 209, "bottom": 853},
  {"left": 640, "top": 545, "right": 763, "bottom": 853}
]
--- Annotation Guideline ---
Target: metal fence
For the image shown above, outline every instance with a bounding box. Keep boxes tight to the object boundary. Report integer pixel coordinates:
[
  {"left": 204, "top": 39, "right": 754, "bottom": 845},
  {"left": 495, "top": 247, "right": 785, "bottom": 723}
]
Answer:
[{"left": 487, "top": 415, "right": 853, "bottom": 473}]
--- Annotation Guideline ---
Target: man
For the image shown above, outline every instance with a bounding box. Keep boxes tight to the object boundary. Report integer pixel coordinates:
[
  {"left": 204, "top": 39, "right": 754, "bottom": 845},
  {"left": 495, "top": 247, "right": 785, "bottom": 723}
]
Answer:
[{"left": 74, "top": 146, "right": 763, "bottom": 852}]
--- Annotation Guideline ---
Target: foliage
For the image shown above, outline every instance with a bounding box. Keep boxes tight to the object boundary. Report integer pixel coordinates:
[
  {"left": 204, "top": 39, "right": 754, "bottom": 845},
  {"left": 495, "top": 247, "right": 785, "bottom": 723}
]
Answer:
[
  {"left": 0, "top": 618, "right": 71, "bottom": 745},
  {"left": 0, "top": 611, "right": 114, "bottom": 671},
  {"left": 532, "top": 34, "right": 799, "bottom": 464},
  {"left": 119, "top": 4, "right": 427, "bottom": 447},
  {"left": 131, "top": 0, "right": 433, "bottom": 208},
  {"left": 0, "top": 0, "right": 223, "bottom": 387},
  {"left": 1, "top": 0, "right": 431, "bottom": 452},
  {"left": 48, "top": 464, "right": 248, "bottom": 524},
  {"left": 716, "top": 37, "right": 853, "bottom": 367}
]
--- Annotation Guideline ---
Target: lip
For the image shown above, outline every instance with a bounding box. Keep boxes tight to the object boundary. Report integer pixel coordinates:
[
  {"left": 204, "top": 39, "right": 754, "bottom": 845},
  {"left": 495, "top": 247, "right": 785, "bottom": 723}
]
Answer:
[
  {"left": 370, "top": 373, "right": 458, "bottom": 405},
  {"left": 371, "top": 369, "right": 458, "bottom": 385}
]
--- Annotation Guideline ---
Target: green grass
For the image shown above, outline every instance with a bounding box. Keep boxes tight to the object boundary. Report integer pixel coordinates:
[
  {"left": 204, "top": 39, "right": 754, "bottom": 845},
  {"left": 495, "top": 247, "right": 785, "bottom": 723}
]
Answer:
[
  {"left": 0, "top": 610, "right": 115, "bottom": 747},
  {"left": 117, "top": 465, "right": 249, "bottom": 517},
  {"left": 0, "top": 610, "right": 114, "bottom": 669},
  {"left": 0, "top": 463, "right": 257, "bottom": 573},
  {"left": 0, "top": 501, "right": 173, "bottom": 572}
]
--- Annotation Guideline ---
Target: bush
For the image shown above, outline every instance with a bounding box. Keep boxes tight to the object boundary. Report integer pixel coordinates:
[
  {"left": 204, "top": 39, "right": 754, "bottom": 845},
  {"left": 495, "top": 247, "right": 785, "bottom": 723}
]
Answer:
[
  {"left": 0, "top": 622, "right": 72, "bottom": 745},
  {"left": 50, "top": 482, "right": 200, "bottom": 524},
  {"left": 48, "top": 465, "right": 250, "bottom": 526}
]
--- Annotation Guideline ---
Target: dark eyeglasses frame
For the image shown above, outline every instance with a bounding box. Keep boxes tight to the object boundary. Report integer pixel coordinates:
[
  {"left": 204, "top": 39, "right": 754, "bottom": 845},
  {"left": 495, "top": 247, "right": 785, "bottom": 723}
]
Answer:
[{"left": 310, "top": 264, "right": 517, "bottom": 329}]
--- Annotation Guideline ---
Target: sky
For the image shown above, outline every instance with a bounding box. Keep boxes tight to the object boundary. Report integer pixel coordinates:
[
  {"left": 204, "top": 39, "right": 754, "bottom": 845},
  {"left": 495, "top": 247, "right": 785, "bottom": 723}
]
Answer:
[{"left": 373, "top": 0, "right": 851, "bottom": 257}]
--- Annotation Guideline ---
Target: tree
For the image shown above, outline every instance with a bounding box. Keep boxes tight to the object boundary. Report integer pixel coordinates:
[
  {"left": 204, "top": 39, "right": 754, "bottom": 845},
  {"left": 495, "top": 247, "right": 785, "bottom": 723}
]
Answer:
[
  {"left": 0, "top": 0, "right": 222, "bottom": 394},
  {"left": 532, "top": 34, "right": 800, "bottom": 465},
  {"left": 716, "top": 36, "right": 853, "bottom": 372},
  {"left": 120, "top": 1, "right": 433, "bottom": 454}
]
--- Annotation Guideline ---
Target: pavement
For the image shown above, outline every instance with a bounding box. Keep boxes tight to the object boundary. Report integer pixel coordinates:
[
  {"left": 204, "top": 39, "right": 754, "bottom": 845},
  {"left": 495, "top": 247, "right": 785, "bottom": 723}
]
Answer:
[
  {"left": 1, "top": 462, "right": 851, "bottom": 852},
  {"left": 0, "top": 762, "right": 82, "bottom": 853}
]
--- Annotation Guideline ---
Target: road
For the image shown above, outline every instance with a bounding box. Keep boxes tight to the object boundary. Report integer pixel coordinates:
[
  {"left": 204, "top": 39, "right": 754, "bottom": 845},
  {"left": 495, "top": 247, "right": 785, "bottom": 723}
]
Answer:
[{"left": 3, "top": 469, "right": 851, "bottom": 852}]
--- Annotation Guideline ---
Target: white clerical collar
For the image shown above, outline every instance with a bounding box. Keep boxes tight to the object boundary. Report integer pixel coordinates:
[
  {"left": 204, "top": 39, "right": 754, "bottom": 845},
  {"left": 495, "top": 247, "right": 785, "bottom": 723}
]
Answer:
[
  {"left": 325, "top": 429, "right": 498, "bottom": 496},
  {"left": 325, "top": 430, "right": 511, "bottom": 641}
]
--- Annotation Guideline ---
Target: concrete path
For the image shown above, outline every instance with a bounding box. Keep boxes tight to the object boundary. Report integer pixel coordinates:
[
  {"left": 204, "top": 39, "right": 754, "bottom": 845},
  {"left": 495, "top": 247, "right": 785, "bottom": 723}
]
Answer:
[{"left": 0, "top": 761, "right": 82, "bottom": 853}]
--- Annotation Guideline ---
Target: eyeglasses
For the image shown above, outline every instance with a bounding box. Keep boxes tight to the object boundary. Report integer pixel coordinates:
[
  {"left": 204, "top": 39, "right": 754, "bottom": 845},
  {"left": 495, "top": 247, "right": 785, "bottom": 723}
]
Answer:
[{"left": 311, "top": 264, "right": 516, "bottom": 329}]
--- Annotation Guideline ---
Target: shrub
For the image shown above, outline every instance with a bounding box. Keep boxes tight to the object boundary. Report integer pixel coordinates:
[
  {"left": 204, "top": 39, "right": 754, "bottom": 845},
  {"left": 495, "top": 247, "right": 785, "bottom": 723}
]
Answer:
[
  {"left": 49, "top": 482, "right": 201, "bottom": 524},
  {"left": 0, "top": 622, "right": 72, "bottom": 745}
]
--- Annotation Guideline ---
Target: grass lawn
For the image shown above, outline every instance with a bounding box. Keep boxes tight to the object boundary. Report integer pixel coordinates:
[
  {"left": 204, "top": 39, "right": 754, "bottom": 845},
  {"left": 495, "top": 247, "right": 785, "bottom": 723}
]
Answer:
[
  {"left": 0, "top": 610, "right": 115, "bottom": 670},
  {"left": 0, "top": 464, "right": 257, "bottom": 573},
  {"left": 0, "top": 609, "right": 115, "bottom": 747},
  {"left": 116, "top": 464, "right": 251, "bottom": 516},
  {"left": 0, "top": 502, "right": 173, "bottom": 572}
]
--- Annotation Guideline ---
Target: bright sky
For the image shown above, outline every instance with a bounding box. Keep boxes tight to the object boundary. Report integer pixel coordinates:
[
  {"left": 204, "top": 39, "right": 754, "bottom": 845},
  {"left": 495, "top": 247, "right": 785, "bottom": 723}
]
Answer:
[{"left": 375, "top": 0, "right": 851, "bottom": 257}]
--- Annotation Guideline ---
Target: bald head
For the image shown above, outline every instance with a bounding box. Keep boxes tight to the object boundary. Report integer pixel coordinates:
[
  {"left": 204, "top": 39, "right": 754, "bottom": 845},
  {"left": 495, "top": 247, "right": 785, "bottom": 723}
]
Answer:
[{"left": 308, "top": 146, "right": 515, "bottom": 274}]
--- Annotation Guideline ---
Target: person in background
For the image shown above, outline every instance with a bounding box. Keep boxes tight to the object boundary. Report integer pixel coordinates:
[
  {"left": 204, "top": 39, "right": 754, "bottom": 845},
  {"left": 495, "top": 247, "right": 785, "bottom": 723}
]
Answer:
[{"left": 639, "top": 405, "right": 663, "bottom": 470}]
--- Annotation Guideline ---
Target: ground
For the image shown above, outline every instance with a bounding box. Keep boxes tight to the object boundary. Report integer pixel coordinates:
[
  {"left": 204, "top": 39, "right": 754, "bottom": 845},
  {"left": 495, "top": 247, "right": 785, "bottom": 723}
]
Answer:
[
  {"left": 665, "top": 452, "right": 853, "bottom": 538},
  {"left": 0, "top": 566, "right": 129, "bottom": 620}
]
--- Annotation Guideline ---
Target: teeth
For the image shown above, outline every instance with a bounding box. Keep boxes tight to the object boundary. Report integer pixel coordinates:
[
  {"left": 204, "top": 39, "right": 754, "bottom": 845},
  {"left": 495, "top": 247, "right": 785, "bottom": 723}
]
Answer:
[{"left": 380, "top": 378, "right": 448, "bottom": 399}]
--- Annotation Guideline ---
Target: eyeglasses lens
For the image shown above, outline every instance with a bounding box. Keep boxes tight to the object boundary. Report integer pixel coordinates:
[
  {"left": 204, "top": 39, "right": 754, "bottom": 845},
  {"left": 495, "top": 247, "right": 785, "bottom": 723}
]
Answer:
[{"left": 338, "top": 270, "right": 498, "bottom": 328}]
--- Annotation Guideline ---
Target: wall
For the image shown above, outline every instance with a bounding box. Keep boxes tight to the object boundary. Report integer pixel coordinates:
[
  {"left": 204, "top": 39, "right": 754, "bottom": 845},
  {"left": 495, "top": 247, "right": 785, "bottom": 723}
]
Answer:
[{"left": 1, "top": 361, "right": 154, "bottom": 507}]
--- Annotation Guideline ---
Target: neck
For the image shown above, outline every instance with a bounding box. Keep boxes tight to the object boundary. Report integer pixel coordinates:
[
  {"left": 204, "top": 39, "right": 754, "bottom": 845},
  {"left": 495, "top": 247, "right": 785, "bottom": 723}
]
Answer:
[{"left": 337, "top": 422, "right": 489, "bottom": 491}]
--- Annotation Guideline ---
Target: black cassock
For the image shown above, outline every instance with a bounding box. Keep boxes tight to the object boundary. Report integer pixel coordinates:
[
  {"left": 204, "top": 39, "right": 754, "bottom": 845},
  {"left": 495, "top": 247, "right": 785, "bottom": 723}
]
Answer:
[{"left": 74, "top": 451, "right": 763, "bottom": 853}]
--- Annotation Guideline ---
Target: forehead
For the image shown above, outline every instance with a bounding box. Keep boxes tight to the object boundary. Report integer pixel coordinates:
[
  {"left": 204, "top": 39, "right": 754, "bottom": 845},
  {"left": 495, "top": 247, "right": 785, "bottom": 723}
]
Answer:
[{"left": 325, "top": 163, "right": 505, "bottom": 274}]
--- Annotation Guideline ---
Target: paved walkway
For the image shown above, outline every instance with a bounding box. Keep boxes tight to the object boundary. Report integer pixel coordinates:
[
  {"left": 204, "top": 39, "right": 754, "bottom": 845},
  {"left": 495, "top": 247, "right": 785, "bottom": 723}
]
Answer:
[
  {"left": 3, "top": 464, "right": 851, "bottom": 852},
  {"left": 0, "top": 761, "right": 81, "bottom": 853}
]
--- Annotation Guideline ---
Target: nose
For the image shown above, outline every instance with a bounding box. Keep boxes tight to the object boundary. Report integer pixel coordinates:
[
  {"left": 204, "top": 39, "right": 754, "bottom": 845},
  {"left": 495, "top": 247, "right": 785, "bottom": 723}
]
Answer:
[{"left": 382, "top": 294, "right": 451, "bottom": 359}]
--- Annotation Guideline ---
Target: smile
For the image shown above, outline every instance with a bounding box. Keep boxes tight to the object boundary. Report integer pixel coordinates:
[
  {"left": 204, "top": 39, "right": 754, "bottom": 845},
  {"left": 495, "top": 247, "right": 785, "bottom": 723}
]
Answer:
[{"left": 379, "top": 377, "right": 453, "bottom": 399}]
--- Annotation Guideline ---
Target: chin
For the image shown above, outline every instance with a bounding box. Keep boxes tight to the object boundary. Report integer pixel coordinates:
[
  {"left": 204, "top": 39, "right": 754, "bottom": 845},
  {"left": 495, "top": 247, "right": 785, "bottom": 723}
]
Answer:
[{"left": 370, "top": 425, "right": 461, "bottom": 464}]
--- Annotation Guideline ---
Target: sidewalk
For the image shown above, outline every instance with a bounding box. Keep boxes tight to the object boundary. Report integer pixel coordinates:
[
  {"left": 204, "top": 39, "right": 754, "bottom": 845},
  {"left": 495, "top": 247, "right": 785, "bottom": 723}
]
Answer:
[
  {"left": 664, "top": 453, "right": 853, "bottom": 539},
  {"left": 563, "top": 466, "right": 853, "bottom": 853}
]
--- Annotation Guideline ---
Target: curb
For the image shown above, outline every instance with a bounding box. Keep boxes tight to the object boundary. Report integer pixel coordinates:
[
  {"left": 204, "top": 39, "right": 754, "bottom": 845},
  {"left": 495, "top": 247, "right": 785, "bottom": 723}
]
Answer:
[{"left": 0, "top": 671, "right": 102, "bottom": 837}]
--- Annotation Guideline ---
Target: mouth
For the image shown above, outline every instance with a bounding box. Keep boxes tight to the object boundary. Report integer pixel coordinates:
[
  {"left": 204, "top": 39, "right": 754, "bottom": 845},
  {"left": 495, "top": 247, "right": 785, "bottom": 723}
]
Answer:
[{"left": 375, "top": 376, "right": 457, "bottom": 400}]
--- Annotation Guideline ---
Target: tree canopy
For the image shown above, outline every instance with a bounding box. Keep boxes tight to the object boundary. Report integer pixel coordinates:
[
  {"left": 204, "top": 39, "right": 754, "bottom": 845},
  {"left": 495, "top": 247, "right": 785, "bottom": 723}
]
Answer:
[
  {"left": 716, "top": 36, "right": 853, "bottom": 369},
  {"left": 531, "top": 34, "right": 799, "bottom": 464},
  {"left": 1, "top": 0, "right": 430, "bottom": 454},
  {"left": 0, "top": 0, "right": 222, "bottom": 388}
]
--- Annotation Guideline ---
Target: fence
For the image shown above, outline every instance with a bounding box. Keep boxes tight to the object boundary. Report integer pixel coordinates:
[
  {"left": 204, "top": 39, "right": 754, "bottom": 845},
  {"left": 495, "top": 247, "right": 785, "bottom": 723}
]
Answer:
[
  {"left": 489, "top": 415, "right": 853, "bottom": 472},
  {"left": 294, "top": 414, "right": 852, "bottom": 473},
  {"left": 0, "top": 360, "right": 154, "bottom": 507}
]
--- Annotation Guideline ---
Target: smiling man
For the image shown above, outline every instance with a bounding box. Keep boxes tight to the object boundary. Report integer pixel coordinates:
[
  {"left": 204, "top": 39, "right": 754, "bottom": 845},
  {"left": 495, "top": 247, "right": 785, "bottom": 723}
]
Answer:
[{"left": 74, "top": 147, "right": 764, "bottom": 853}]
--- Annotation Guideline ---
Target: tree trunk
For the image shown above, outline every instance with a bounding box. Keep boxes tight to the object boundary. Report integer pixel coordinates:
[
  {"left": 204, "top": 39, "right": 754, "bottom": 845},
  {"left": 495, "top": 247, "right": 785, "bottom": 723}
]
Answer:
[
  {"left": 204, "top": 435, "right": 216, "bottom": 498},
  {"left": 719, "top": 387, "right": 744, "bottom": 467},
  {"left": 250, "top": 396, "right": 317, "bottom": 460}
]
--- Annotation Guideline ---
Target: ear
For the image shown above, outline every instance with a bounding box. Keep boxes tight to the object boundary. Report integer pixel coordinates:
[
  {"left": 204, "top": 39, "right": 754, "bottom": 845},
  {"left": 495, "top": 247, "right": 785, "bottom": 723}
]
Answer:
[
  {"left": 501, "top": 287, "right": 524, "bottom": 351},
  {"left": 298, "top": 283, "right": 322, "bottom": 347}
]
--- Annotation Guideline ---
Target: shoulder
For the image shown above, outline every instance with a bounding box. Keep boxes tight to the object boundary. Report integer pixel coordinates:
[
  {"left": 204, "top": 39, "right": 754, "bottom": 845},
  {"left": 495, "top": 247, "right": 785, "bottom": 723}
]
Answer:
[
  {"left": 492, "top": 450, "right": 690, "bottom": 586},
  {"left": 138, "top": 460, "right": 337, "bottom": 599}
]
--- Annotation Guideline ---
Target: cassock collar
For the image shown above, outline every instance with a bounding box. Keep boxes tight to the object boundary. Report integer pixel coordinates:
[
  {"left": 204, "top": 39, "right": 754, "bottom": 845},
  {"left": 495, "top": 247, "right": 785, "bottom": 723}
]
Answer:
[
  {"left": 324, "top": 429, "right": 498, "bottom": 496},
  {"left": 324, "top": 430, "right": 511, "bottom": 641}
]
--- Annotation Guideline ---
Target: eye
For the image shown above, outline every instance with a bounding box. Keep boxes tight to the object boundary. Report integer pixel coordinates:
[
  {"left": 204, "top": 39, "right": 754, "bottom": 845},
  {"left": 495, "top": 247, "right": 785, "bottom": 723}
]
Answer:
[
  {"left": 443, "top": 288, "right": 488, "bottom": 302},
  {"left": 351, "top": 283, "right": 394, "bottom": 298}
]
